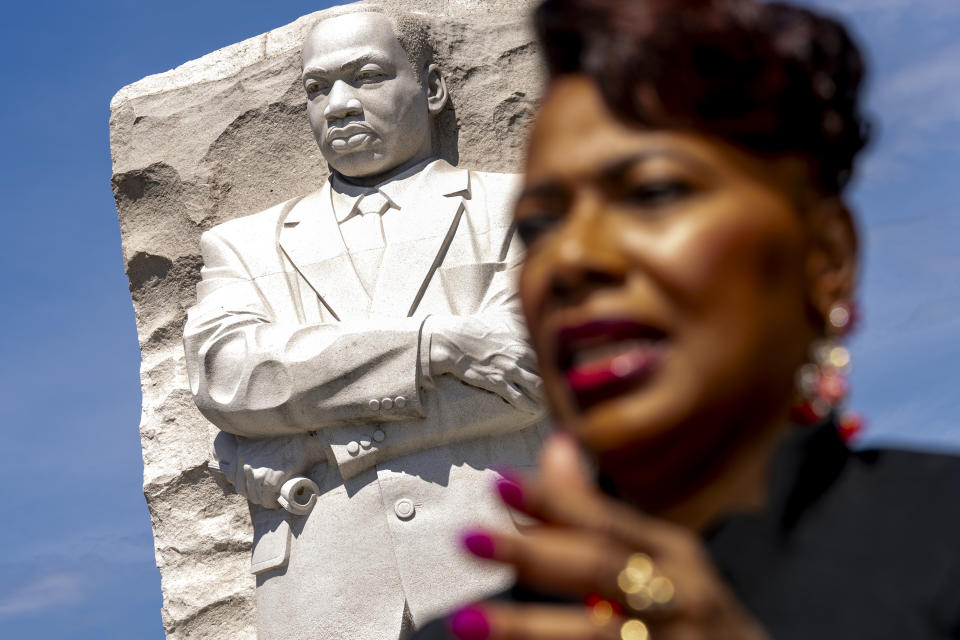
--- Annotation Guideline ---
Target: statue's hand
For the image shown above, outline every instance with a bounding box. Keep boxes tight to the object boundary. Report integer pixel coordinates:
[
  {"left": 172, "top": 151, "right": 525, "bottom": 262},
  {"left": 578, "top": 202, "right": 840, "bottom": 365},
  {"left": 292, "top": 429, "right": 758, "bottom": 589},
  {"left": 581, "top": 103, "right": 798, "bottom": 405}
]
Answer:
[
  {"left": 429, "top": 315, "right": 543, "bottom": 414},
  {"left": 212, "top": 431, "right": 325, "bottom": 509}
]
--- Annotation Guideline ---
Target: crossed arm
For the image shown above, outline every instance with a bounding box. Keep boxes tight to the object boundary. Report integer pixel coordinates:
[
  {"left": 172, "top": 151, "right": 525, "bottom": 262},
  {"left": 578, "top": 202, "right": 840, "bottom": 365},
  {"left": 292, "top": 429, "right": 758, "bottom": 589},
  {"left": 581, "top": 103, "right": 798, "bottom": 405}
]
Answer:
[{"left": 184, "top": 226, "right": 543, "bottom": 505}]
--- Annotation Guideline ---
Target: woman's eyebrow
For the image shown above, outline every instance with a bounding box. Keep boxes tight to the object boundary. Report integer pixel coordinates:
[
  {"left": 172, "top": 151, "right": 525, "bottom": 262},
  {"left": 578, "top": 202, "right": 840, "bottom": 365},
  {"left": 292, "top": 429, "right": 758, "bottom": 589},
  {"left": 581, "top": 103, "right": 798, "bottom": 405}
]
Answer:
[
  {"left": 519, "top": 149, "right": 717, "bottom": 201},
  {"left": 600, "top": 150, "right": 716, "bottom": 181},
  {"left": 517, "top": 182, "right": 567, "bottom": 202}
]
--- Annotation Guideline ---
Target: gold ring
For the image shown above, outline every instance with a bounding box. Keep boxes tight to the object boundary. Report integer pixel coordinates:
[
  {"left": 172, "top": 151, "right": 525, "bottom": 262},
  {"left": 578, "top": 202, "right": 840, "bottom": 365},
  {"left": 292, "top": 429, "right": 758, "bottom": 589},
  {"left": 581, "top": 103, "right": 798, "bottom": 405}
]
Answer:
[
  {"left": 616, "top": 553, "right": 676, "bottom": 615},
  {"left": 620, "top": 618, "right": 649, "bottom": 640}
]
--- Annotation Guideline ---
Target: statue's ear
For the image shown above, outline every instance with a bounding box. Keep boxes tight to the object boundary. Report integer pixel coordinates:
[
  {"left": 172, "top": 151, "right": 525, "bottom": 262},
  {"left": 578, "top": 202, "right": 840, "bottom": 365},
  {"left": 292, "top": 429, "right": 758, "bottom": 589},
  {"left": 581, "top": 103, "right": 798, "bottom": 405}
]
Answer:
[
  {"left": 425, "top": 63, "right": 448, "bottom": 115},
  {"left": 804, "top": 197, "right": 859, "bottom": 325}
]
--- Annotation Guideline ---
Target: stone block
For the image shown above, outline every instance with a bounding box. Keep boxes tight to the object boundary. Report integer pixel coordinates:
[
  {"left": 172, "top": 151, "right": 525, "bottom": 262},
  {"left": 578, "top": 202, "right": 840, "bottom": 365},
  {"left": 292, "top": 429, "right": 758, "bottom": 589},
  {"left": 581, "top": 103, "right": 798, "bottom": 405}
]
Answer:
[{"left": 109, "top": 2, "right": 541, "bottom": 636}]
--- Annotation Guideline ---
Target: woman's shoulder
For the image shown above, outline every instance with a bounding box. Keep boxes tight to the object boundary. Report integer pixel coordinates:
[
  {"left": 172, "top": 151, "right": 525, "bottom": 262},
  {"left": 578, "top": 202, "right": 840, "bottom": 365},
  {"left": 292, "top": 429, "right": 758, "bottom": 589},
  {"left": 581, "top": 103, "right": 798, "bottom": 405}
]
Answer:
[
  {"left": 709, "top": 426, "right": 960, "bottom": 639},
  {"left": 763, "top": 423, "right": 960, "bottom": 533},
  {"left": 842, "top": 443, "right": 960, "bottom": 520},
  {"left": 771, "top": 426, "right": 960, "bottom": 548}
]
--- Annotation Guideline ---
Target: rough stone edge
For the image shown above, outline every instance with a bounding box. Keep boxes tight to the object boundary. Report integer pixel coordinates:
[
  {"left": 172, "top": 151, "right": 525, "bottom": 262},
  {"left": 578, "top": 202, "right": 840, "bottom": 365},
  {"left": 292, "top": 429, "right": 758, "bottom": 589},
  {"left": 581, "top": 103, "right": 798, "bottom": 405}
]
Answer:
[
  {"left": 110, "top": 1, "right": 536, "bottom": 110},
  {"left": 110, "top": 11, "right": 322, "bottom": 110}
]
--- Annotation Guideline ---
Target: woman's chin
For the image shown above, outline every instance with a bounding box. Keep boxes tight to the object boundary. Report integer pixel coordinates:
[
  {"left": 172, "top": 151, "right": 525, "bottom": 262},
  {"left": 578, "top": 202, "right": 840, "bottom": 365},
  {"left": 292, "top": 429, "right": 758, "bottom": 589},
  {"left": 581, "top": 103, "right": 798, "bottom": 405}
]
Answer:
[{"left": 563, "top": 381, "right": 694, "bottom": 456}]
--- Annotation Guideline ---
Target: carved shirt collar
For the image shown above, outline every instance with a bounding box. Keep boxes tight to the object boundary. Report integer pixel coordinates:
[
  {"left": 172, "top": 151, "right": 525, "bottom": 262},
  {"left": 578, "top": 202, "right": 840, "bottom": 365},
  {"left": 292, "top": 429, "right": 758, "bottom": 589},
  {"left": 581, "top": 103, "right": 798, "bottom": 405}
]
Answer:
[{"left": 328, "top": 158, "right": 471, "bottom": 223}]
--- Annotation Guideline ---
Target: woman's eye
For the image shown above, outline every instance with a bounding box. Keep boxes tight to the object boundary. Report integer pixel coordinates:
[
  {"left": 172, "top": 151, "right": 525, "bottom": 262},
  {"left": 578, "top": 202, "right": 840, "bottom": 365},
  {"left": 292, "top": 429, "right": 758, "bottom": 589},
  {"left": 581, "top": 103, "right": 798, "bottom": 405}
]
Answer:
[
  {"left": 622, "top": 181, "right": 693, "bottom": 208},
  {"left": 516, "top": 213, "right": 561, "bottom": 248}
]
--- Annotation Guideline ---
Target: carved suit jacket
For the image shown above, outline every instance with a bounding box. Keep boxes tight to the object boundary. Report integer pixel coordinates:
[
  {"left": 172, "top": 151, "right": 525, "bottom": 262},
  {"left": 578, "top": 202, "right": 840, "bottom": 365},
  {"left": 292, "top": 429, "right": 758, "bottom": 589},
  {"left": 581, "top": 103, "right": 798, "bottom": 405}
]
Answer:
[{"left": 183, "top": 159, "right": 548, "bottom": 639}]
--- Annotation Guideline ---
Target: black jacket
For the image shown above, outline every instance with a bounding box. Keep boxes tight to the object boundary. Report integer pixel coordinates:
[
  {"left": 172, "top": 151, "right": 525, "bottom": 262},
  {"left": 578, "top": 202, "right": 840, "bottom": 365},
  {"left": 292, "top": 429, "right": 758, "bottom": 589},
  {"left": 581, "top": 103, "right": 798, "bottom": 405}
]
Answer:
[{"left": 414, "top": 423, "right": 960, "bottom": 639}]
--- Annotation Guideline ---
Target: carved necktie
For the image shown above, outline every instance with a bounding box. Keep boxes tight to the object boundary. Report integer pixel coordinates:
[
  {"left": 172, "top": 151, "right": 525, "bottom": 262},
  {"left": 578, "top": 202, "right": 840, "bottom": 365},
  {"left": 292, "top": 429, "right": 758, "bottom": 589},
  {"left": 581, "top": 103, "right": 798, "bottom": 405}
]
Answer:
[{"left": 348, "top": 191, "right": 389, "bottom": 298}]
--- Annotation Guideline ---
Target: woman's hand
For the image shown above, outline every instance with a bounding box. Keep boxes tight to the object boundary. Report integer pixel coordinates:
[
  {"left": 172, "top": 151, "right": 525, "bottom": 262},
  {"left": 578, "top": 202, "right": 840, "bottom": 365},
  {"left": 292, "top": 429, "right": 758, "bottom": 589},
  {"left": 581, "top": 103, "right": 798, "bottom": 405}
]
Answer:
[{"left": 449, "top": 433, "right": 771, "bottom": 640}]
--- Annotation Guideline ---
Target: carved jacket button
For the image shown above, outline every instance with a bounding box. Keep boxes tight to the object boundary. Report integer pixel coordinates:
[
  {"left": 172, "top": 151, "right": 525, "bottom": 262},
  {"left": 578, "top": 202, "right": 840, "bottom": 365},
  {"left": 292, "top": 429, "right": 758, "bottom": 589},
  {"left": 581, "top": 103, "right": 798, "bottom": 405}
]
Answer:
[
  {"left": 368, "top": 399, "right": 381, "bottom": 411},
  {"left": 394, "top": 396, "right": 407, "bottom": 409},
  {"left": 381, "top": 397, "right": 394, "bottom": 410},
  {"left": 346, "top": 441, "right": 360, "bottom": 456},
  {"left": 373, "top": 429, "right": 386, "bottom": 443},
  {"left": 394, "top": 498, "right": 415, "bottom": 520}
]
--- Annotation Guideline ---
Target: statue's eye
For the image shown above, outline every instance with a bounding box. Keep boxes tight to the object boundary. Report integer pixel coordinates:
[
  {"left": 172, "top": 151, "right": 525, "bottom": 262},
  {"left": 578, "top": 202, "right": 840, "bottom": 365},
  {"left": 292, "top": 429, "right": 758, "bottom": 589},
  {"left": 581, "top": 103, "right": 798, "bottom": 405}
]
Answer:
[
  {"left": 356, "top": 67, "right": 386, "bottom": 83},
  {"left": 305, "top": 80, "right": 330, "bottom": 96}
]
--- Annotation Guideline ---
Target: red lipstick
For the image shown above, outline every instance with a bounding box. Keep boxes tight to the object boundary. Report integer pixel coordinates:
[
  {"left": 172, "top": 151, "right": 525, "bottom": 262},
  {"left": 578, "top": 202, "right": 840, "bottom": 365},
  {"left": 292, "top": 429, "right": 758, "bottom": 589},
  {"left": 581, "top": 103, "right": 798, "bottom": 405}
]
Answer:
[{"left": 556, "top": 319, "right": 665, "bottom": 410}]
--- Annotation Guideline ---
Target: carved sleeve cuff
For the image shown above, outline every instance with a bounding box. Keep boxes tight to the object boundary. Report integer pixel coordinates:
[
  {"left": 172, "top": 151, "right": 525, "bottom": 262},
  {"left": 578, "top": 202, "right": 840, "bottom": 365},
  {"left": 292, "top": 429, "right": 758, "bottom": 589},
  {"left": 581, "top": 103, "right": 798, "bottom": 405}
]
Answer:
[{"left": 418, "top": 314, "right": 436, "bottom": 392}]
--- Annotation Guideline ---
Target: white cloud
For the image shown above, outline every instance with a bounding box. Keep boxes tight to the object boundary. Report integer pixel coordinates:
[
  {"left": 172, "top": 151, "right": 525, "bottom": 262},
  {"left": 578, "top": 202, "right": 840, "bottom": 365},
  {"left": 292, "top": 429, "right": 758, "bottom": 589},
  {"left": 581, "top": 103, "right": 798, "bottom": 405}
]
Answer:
[
  {"left": 813, "top": 0, "right": 960, "bottom": 21},
  {"left": 879, "top": 43, "right": 960, "bottom": 128},
  {"left": 825, "top": 0, "right": 908, "bottom": 12},
  {"left": 13, "top": 522, "right": 154, "bottom": 567},
  {"left": 857, "top": 40, "right": 960, "bottom": 180},
  {"left": 0, "top": 572, "right": 85, "bottom": 618},
  {"left": 788, "top": 0, "right": 960, "bottom": 182}
]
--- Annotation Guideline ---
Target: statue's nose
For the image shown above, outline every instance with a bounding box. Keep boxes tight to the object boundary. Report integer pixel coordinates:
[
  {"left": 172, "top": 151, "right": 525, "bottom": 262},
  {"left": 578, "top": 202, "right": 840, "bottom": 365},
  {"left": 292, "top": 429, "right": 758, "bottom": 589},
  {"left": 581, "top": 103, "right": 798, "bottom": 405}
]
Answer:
[{"left": 324, "top": 80, "right": 362, "bottom": 121}]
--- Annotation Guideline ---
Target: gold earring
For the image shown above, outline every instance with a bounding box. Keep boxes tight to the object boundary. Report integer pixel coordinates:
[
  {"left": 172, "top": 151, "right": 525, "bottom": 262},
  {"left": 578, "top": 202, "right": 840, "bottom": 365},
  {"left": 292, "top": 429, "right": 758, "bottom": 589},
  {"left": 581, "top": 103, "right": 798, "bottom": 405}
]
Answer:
[{"left": 791, "top": 302, "right": 864, "bottom": 441}]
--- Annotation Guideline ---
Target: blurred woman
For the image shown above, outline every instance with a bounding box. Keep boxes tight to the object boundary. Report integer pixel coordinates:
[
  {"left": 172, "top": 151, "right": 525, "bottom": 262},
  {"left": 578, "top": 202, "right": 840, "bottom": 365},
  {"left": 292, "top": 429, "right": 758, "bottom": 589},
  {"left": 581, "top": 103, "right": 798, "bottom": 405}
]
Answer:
[{"left": 412, "top": 0, "right": 960, "bottom": 638}]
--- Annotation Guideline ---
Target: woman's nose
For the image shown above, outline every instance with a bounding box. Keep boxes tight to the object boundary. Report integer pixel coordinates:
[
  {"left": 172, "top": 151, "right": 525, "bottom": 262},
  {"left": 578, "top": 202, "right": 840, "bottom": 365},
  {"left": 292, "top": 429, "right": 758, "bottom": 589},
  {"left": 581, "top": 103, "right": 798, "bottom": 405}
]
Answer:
[{"left": 546, "top": 195, "right": 626, "bottom": 306}]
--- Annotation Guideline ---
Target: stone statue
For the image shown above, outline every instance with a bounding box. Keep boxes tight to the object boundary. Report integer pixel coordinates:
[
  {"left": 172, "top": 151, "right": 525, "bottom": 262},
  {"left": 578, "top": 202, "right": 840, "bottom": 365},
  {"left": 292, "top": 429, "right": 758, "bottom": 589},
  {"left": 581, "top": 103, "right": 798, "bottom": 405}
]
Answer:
[{"left": 181, "top": 6, "right": 548, "bottom": 639}]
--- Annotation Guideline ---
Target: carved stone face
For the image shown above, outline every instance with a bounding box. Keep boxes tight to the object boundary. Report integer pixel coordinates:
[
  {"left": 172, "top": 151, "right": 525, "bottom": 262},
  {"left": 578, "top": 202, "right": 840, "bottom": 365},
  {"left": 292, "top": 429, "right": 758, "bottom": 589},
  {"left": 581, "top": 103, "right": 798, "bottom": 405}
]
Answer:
[{"left": 302, "top": 12, "right": 433, "bottom": 180}]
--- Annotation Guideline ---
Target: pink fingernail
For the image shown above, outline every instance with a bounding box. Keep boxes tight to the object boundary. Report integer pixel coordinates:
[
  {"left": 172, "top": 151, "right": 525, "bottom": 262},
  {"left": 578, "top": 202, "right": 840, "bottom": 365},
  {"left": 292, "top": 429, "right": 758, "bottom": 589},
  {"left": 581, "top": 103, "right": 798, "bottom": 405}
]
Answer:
[
  {"left": 448, "top": 606, "right": 490, "bottom": 640},
  {"left": 495, "top": 478, "right": 524, "bottom": 509},
  {"left": 462, "top": 531, "right": 496, "bottom": 559}
]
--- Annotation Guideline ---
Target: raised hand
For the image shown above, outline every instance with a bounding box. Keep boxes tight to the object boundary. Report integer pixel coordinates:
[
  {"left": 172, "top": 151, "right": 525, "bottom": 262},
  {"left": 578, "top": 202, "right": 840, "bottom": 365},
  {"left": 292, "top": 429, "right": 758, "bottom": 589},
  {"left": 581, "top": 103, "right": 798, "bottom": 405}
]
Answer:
[{"left": 449, "top": 433, "right": 770, "bottom": 640}]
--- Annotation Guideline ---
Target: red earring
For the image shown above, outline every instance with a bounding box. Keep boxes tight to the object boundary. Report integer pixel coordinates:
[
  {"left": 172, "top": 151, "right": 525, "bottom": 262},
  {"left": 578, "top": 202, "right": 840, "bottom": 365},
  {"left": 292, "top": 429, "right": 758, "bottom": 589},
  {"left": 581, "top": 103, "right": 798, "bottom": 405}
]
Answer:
[{"left": 791, "top": 302, "right": 864, "bottom": 442}]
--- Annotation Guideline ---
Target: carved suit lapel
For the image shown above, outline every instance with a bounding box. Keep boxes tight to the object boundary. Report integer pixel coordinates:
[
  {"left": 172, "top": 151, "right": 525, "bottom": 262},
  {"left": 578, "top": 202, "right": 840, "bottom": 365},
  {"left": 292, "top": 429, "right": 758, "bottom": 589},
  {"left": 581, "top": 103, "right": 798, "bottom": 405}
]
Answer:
[
  {"left": 369, "top": 163, "right": 471, "bottom": 318},
  {"left": 278, "top": 184, "right": 371, "bottom": 321}
]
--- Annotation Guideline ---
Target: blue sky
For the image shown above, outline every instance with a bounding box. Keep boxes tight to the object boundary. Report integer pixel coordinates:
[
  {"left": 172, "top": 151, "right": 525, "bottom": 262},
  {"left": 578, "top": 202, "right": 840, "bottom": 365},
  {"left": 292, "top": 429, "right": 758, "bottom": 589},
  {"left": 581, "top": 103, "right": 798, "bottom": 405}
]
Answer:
[{"left": 0, "top": 0, "right": 957, "bottom": 637}]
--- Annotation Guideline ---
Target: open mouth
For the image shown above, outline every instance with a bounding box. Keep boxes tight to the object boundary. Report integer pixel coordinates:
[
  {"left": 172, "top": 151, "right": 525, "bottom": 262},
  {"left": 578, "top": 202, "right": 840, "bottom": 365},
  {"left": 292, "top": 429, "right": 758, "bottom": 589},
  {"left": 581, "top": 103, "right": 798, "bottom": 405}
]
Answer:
[{"left": 556, "top": 319, "right": 667, "bottom": 411}]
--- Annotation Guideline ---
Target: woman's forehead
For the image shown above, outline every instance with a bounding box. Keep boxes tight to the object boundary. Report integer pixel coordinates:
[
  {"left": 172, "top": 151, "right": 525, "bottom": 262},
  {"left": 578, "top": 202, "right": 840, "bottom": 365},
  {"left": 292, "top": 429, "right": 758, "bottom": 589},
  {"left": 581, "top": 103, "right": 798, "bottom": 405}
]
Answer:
[
  {"left": 526, "top": 75, "right": 809, "bottom": 198},
  {"left": 527, "top": 77, "right": 717, "bottom": 181}
]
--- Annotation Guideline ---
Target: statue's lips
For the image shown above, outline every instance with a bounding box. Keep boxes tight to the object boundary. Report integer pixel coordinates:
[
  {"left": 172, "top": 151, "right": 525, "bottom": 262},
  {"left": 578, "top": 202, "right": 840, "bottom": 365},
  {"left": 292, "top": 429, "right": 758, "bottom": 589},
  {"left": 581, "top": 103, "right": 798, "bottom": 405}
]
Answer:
[{"left": 326, "top": 125, "right": 378, "bottom": 151}]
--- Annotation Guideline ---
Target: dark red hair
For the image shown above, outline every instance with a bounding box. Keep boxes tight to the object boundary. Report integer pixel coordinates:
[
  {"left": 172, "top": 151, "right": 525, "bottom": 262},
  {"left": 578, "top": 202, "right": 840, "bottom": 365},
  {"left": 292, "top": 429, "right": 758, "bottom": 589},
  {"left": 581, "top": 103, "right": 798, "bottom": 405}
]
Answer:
[{"left": 534, "top": 0, "right": 871, "bottom": 194}]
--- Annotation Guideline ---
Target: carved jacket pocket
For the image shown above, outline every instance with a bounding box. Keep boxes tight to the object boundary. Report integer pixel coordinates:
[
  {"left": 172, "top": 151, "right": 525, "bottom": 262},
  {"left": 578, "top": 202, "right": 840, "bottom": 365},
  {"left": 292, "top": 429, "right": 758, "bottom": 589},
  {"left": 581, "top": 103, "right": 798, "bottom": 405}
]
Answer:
[
  {"left": 250, "top": 506, "right": 291, "bottom": 575},
  {"left": 438, "top": 262, "right": 505, "bottom": 315}
]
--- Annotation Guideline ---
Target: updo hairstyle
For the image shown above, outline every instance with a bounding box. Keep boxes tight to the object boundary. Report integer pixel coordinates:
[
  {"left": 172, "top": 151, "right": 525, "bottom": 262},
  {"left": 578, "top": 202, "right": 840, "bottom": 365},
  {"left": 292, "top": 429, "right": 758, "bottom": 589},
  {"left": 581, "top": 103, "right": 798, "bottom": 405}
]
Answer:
[{"left": 534, "top": 0, "right": 871, "bottom": 194}]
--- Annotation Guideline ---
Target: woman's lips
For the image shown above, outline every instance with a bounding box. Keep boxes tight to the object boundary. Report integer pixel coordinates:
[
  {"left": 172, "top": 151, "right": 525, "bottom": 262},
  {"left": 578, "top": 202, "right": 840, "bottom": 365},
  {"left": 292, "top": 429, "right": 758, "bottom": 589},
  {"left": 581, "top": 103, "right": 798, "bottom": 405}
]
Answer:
[{"left": 556, "top": 320, "right": 666, "bottom": 411}]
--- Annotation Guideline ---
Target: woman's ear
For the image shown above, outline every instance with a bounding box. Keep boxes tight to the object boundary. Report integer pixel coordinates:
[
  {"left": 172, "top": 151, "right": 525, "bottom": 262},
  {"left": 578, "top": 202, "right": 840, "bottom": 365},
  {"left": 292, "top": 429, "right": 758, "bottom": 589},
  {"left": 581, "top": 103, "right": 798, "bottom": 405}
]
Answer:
[
  {"left": 804, "top": 197, "right": 859, "bottom": 325},
  {"left": 424, "top": 63, "right": 449, "bottom": 115}
]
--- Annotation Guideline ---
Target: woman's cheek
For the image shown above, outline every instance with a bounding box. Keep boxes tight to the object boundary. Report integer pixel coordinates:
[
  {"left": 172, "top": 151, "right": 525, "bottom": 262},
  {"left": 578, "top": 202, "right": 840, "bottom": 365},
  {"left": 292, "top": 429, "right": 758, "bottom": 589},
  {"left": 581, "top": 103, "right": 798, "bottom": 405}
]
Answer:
[
  {"left": 519, "top": 254, "right": 549, "bottom": 334},
  {"left": 638, "top": 196, "right": 802, "bottom": 313}
]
